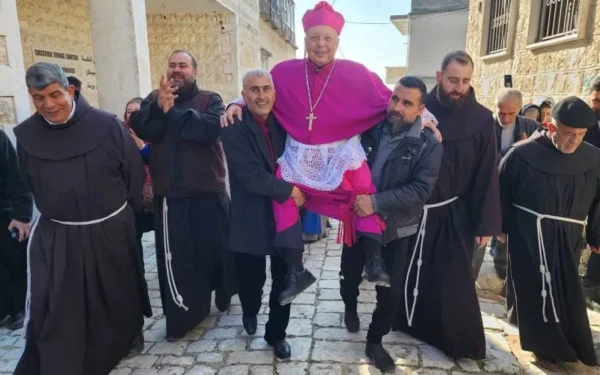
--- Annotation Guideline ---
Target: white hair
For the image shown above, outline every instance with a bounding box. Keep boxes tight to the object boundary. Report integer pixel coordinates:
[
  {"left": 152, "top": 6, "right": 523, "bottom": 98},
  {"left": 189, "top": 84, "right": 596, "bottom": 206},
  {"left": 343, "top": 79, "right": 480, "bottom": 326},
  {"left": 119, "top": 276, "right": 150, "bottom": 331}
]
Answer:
[
  {"left": 242, "top": 69, "right": 273, "bottom": 89},
  {"left": 496, "top": 88, "right": 523, "bottom": 105}
]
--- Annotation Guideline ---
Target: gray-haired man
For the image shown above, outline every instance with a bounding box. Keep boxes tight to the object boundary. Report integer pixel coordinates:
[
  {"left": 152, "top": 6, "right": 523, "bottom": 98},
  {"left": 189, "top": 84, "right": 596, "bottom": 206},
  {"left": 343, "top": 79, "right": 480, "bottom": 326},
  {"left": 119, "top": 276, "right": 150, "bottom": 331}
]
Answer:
[
  {"left": 221, "top": 69, "right": 301, "bottom": 359},
  {"left": 13, "top": 62, "right": 151, "bottom": 375}
]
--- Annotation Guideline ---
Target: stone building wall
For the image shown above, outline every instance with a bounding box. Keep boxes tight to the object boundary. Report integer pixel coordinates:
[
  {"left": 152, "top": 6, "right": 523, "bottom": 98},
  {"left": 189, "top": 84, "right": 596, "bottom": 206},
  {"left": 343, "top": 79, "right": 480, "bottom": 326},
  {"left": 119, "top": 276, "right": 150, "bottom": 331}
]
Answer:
[
  {"left": 16, "top": 0, "right": 99, "bottom": 107},
  {"left": 1, "top": 0, "right": 30, "bottom": 133},
  {"left": 466, "top": 0, "right": 600, "bottom": 109},
  {"left": 259, "top": 19, "right": 296, "bottom": 71},
  {"left": 146, "top": 12, "right": 238, "bottom": 102},
  {"left": 238, "top": 18, "right": 260, "bottom": 79}
]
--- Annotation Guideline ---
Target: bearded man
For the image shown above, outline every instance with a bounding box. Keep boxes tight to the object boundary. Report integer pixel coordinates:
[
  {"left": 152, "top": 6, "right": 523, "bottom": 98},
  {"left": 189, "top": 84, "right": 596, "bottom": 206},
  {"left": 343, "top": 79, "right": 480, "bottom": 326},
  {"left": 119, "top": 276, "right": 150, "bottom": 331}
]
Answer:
[
  {"left": 130, "top": 50, "right": 236, "bottom": 340},
  {"left": 394, "top": 51, "right": 501, "bottom": 360}
]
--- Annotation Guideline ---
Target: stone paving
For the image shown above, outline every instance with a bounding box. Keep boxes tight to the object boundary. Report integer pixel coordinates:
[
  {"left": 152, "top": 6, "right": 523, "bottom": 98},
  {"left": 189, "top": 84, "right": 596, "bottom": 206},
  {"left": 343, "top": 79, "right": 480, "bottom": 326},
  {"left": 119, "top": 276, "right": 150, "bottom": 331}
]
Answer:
[{"left": 2, "top": 223, "right": 600, "bottom": 374}]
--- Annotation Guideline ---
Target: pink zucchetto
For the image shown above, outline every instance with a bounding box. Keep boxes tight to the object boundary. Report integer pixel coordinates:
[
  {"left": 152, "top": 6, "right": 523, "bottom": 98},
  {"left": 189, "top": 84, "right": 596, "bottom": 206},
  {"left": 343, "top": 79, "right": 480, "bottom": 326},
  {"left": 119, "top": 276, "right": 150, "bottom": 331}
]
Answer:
[{"left": 302, "top": 1, "right": 345, "bottom": 35}]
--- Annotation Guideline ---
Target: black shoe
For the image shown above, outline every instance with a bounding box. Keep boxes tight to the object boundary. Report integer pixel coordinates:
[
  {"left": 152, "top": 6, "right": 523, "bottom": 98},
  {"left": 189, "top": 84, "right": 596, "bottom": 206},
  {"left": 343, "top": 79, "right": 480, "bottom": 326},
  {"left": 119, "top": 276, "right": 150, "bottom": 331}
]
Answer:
[
  {"left": 7, "top": 312, "right": 24, "bottom": 331},
  {"left": 344, "top": 310, "right": 360, "bottom": 333},
  {"left": 364, "top": 249, "right": 391, "bottom": 287},
  {"left": 269, "top": 339, "right": 291, "bottom": 359},
  {"left": 278, "top": 269, "right": 317, "bottom": 306},
  {"left": 242, "top": 316, "right": 257, "bottom": 335},
  {"left": 215, "top": 290, "right": 231, "bottom": 312},
  {"left": 366, "top": 342, "right": 395, "bottom": 373},
  {"left": 127, "top": 332, "right": 145, "bottom": 357}
]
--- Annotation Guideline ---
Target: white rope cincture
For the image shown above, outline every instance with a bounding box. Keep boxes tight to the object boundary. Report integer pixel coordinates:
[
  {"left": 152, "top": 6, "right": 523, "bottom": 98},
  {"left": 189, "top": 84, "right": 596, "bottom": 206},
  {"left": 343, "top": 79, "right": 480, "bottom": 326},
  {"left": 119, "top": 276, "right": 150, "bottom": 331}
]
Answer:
[
  {"left": 404, "top": 196, "right": 459, "bottom": 327},
  {"left": 162, "top": 197, "right": 188, "bottom": 311},
  {"left": 513, "top": 203, "right": 587, "bottom": 323},
  {"left": 23, "top": 201, "right": 129, "bottom": 338}
]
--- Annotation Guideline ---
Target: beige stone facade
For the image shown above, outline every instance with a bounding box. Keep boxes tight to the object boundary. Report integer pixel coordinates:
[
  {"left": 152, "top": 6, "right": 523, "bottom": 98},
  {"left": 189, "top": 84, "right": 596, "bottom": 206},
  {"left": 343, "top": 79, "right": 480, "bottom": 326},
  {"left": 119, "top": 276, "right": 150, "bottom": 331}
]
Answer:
[
  {"left": 466, "top": 0, "right": 600, "bottom": 109},
  {"left": 259, "top": 19, "right": 296, "bottom": 70},
  {"left": 7, "top": 0, "right": 295, "bottom": 117},
  {"left": 146, "top": 12, "right": 238, "bottom": 102},
  {"left": 385, "top": 66, "right": 407, "bottom": 85},
  {"left": 16, "top": 0, "right": 100, "bottom": 107}
]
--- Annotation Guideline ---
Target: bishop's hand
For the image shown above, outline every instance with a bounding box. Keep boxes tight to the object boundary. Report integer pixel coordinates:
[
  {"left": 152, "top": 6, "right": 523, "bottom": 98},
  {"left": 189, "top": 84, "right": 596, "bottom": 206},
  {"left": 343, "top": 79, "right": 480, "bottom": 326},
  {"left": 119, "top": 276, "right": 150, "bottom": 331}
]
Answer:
[
  {"left": 591, "top": 246, "right": 600, "bottom": 254},
  {"left": 158, "top": 74, "right": 178, "bottom": 114},
  {"left": 220, "top": 105, "right": 243, "bottom": 128},
  {"left": 420, "top": 108, "right": 443, "bottom": 142},
  {"left": 475, "top": 236, "right": 491, "bottom": 249}
]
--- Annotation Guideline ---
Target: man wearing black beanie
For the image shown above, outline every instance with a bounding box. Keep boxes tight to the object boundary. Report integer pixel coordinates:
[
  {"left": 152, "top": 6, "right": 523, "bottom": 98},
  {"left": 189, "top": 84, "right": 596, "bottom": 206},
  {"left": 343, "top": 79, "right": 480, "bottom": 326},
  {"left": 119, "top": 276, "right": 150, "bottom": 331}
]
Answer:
[{"left": 498, "top": 96, "right": 600, "bottom": 370}]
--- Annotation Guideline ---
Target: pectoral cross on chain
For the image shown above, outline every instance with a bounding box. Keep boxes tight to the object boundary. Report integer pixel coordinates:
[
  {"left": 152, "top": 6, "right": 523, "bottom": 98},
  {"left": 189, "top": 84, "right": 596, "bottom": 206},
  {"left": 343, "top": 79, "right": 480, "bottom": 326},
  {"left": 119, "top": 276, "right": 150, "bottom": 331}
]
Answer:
[{"left": 306, "top": 112, "right": 317, "bottom": 131}]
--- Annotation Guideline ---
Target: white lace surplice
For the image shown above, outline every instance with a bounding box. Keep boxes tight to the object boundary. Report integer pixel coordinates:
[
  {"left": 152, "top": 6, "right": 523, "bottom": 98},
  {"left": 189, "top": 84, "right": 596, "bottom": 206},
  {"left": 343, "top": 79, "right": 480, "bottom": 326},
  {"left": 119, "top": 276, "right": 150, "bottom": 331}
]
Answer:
[{"left": 278, "top": 135, "right": 366, "bottom": 192}]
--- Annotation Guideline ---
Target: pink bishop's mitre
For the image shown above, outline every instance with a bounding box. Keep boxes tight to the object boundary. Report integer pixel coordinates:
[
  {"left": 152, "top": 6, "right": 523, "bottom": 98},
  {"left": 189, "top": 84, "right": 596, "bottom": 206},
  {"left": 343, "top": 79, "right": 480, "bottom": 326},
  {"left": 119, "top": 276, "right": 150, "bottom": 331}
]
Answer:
[{"left": 302, "top": 1, "right": 345, "bottom": 35}]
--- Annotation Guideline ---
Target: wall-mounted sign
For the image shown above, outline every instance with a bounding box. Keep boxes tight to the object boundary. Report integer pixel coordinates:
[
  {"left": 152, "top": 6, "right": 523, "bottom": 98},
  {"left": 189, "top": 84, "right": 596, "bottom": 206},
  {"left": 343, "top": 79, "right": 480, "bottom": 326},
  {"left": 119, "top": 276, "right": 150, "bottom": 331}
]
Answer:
[{"left": 32, "top": 47, "right": 99, "bottom": 107}]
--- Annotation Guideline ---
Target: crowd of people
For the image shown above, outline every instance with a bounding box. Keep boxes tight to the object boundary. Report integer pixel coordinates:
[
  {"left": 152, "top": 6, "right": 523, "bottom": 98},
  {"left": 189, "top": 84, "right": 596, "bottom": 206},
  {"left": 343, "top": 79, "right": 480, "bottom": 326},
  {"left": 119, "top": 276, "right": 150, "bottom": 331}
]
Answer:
[{"left": 2, "top": 1, "right": 600, "bottom": 374}]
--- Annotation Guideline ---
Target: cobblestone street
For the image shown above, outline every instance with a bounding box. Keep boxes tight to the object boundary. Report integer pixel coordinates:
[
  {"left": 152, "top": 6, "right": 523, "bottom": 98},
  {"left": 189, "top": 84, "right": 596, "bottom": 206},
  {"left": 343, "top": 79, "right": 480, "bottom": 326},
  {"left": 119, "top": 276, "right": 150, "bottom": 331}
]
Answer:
[{"left": 2, "top": 223, "right": 600, "bottom": 374}]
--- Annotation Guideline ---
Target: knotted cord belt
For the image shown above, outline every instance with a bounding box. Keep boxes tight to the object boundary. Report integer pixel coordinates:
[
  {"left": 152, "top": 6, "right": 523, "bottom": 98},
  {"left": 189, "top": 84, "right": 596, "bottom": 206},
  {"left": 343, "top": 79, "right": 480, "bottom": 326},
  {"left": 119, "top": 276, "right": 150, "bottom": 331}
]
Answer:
[
  {"left": 23, "top": 202, "right": 128, "bottom": 338},
  {"left": 404, "top": 196, "right": 459, "bottom": 327},
  {"left": 513, "top": 203, "right": 587, "bottom": 323},
  {"left": 162, "top": 197, "right": 189, "bottom": 311}
]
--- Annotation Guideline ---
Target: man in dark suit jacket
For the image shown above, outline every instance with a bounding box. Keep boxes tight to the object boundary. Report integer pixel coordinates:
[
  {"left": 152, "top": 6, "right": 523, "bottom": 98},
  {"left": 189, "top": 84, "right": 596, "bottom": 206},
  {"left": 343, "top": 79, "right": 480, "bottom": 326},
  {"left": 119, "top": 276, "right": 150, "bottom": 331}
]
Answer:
[
  {"left": 220, "top": 69, "right": 306, "bottom": 360},
  {"left": 582, "top": 79, "right": 600, "bottom": 304}
]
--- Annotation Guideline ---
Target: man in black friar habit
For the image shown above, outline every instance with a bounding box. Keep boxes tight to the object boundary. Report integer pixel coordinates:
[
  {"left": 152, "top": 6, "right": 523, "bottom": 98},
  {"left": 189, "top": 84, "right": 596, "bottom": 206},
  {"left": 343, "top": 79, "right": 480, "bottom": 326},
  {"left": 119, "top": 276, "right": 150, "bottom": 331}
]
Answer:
[
  {"left": 0, "top": 128, "right": 32, "bottom": 331},
  {"left": 220, "top": 69, "right": 305, "bottom": 359},
  {"left": 580, "top": 79, "right": 600, "bottom": 304},
  {"left": 14, "top": 62, "right": 151, "bottom": 375},
  {"left": 130, "top": 49, "right": 236, "bottom": 340},
  {"left": 500, "top": 97, "right": 600, "bottom": 370},
  {"left": 393, "top": 50, "right": 501, "bottom": 360}
]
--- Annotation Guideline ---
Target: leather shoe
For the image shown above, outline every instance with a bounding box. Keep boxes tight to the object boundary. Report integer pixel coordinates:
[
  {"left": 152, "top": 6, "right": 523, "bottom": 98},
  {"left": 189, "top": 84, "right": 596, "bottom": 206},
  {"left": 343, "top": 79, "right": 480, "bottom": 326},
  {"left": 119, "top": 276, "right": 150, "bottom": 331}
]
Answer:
[
  {"left": 344, "top": 310, "right": 360, "bottom": 333},
  {"left": 242, "top": 316, "right": 257, "bottom": 335},
  {"left": 366, "top": 342, "right": 395, "bottom": 373},
  {"left": 7, "top": 312, "right": 24, "bottom": 331},
  {"left": 269, "top": 339, "right": 291, "bottom": 359},
  {"left": 127, "top": 332, "right": 145, "bottom": 358}
]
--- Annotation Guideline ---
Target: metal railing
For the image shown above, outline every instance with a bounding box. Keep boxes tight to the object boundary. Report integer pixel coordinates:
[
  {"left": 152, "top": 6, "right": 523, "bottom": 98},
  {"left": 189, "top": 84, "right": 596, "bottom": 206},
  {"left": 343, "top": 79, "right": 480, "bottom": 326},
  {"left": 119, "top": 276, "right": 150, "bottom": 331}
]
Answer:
[
  {"left": 539, "top": 0, "right": 580, "bottom": 41},
  {"left": 487, "top": 0, "right": 512, "bottom": 54}
]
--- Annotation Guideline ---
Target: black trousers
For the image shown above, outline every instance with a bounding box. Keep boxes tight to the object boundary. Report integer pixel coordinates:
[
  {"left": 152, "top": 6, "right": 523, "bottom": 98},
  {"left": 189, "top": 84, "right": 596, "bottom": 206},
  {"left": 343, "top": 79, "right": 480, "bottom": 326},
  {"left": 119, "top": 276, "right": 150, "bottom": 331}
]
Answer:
[
  {"left": 586, "top": 252, "right": 600, "bottom": 284},
  {"left": 0, "top": 215, "right": 27, "bottom": 317},
  {"left": 340, "top": 237, "right": 412, "bottom": 343},
  {"left": 135, "top": 211, "right": 153, "bottom": 275},
  {"left": 235, "top": 252, "right": 290, "bottom": 343}
]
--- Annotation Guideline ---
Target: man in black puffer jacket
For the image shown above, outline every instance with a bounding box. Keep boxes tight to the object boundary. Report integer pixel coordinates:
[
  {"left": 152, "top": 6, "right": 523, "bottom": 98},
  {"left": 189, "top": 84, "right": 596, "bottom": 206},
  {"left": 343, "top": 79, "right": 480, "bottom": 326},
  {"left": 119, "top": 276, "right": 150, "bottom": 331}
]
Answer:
[{"left": 339, "top": 76, "right": 443, "bottom": 372}]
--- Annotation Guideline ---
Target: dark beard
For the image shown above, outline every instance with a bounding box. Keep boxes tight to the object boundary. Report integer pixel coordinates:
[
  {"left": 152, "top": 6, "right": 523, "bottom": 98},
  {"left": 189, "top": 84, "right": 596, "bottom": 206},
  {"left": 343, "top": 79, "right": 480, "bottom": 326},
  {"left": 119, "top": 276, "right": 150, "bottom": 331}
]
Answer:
[
  {"left": 386, "top": 115, "right": 412, "bottom": 135},
  {"left": 437, "top": 86, "right": 467, "bottom": 109}
]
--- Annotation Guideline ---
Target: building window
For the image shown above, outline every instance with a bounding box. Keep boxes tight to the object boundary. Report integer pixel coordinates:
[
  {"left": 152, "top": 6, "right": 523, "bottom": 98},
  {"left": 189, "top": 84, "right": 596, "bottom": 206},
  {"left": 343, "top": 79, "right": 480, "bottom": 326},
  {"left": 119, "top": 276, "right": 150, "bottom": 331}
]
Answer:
[
  {"left": 538, "top": 0, "right": 580, "bottom": 41},
  {"left": 486, "top": 0, "right": 512, "bottom": 54}
]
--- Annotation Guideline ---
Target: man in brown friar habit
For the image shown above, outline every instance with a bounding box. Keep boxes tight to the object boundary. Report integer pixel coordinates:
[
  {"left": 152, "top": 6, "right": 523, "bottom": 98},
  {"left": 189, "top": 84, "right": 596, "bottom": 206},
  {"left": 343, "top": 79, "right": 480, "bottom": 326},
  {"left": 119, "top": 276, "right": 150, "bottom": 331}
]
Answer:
[
  {"left": 13, "top": 62, "right": 151, "bottom": 375},
  {"left": 393, "top": 51, "right": 501, "bottom": 360}
]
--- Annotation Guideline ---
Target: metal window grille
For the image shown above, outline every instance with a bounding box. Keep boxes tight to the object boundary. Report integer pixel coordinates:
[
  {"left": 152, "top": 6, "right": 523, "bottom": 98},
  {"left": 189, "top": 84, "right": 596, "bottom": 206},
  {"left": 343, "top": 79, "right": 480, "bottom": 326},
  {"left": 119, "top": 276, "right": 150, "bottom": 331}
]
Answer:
[
  {"left": 487, "top": 0, "right": 512, "bottom": 54},
  {"left": 539, "top": 0, "right": 580, "bottom": 41}
]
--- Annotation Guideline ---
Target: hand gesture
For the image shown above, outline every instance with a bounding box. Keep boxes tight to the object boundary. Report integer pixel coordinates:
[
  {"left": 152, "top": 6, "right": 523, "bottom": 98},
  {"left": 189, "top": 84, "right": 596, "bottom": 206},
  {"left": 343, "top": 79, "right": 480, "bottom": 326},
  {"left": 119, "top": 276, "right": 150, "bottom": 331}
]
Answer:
[
  {"left": 591, "top": 246, "right": 600, "bottom": 254},
  {"left": 128, "top": 128, "right": 145, "bottom": 150},
  {"left": 220, "top": 105, "right": 243, "bottom": 128},
  {"left": 158, "top": 74, "right": 178, "bottom": 114},
  {"left": 8, "top": 219, "right": 31, "bottom": 243}
]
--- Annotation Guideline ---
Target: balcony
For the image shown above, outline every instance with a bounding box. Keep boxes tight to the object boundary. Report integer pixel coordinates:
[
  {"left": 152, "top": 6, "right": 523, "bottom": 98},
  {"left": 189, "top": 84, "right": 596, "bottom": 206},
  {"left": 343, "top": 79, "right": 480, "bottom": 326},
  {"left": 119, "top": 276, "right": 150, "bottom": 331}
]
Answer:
[{"left": 260, "top": 0, "right": 296, "bottom": 47}]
